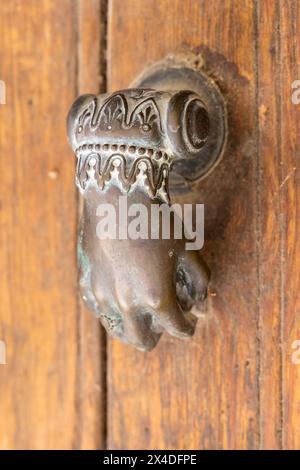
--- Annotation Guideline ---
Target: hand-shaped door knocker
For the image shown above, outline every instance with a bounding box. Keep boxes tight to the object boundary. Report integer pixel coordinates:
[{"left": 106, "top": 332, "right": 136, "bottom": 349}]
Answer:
[{"left": 67, "top": 65, "right": 227, "bottom": 351}]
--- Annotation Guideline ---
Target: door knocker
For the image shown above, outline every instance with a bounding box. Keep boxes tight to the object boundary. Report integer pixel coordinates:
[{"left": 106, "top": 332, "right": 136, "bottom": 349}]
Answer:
[{"left": 67, "top": 64, "right": 227, "bottom": 351}]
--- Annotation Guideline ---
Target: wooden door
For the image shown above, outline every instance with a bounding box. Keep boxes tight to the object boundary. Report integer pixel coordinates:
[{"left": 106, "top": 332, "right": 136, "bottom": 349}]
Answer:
[{"left": 0, "top": 0, "right": 300, "bottom": 450}]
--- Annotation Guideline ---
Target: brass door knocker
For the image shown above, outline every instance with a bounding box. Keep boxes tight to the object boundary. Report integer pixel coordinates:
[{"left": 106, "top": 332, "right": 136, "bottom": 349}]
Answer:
[{"left": 67, "top": 64, "right": 227, "bottom": 351}]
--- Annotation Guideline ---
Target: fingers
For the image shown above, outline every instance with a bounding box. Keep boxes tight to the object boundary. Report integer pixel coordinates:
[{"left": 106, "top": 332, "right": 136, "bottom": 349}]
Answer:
[
  {"left": 176, "top": 251, "right": 210, "bottom": 314},
  {"left": 99, "top": 306, "right": 163, "bottom": 352},
  {"left": 123, "top": 310, "right": 163, "bottom": 352},
  {"left": 83, "top": 249, "right": 209, "bottom": 350},
  {"left": 98, "top": 302, "right": 194, "bottom": 350},
  {"left": 156, "top": 300, "right": 197, "bottom": 339}
]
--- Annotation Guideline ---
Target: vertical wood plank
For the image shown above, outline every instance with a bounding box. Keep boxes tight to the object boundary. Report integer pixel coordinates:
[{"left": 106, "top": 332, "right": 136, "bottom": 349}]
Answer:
[
  {"left": 0, "top": 0, "right": 105, "bottom": 449},
  {"left": 255, "top": 0, "right": 282, "bottom": 449},
  {"left": 280, "top": 0, "right": 300, "bottom": 450},
  {"left": 0, "top": 0, "right": 77, "bottom": 449},
  {"left": 76, "top": 0, "right": 106, "bottom": 450},
  {"left": 78, "top": 0, "right": 102, "bottom": 94},
  {"left": 107, "top": 0, "right": 259, "bottom": 449}
]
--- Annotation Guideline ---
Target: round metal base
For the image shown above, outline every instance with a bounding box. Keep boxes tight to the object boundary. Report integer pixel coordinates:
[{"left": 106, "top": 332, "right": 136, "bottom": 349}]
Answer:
[{"left": 133, "top": 65, "right": 227, "bottom": 192}]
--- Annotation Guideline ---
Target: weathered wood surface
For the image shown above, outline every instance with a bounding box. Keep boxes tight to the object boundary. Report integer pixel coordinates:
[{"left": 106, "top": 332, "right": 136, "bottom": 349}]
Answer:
[
  {"left": 1, "top": 0, "right": 300, "bottom": 450},
  {"left": 280, "top": 0, "right": 300, "bottom": 450},
  {"left": 77, "top": 0, "right": 106, "bottom": 451},
  {"left": 0, "top": 0, "right": 105, "bottom": 450},
  {"left": 107, "top": 0, "right": 300, "bottom": 450}
]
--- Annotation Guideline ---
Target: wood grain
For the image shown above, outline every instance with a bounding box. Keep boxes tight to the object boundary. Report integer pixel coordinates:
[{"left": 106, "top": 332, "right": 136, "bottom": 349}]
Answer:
[
  {"left": 76, "top": 0, "right": 106, "bottom": 450},
  {"left": 78, "top": 0, "right": 103, "bottom": 94},
  {"left": 255, "top": 0, "right": 282, "bottom": 449},
  {"left": 280, "top": 0, "right": 300, "bottom": 450},
  {"left": 1, "top": 0, "right": 300, "bottom": 451},
  {"left": 107, "top": 0, "right": 259, "bottom": 450},
  {"left": 0, "top": 0, "right": 105, "bottom": 449}
]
